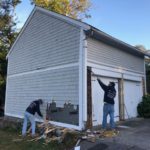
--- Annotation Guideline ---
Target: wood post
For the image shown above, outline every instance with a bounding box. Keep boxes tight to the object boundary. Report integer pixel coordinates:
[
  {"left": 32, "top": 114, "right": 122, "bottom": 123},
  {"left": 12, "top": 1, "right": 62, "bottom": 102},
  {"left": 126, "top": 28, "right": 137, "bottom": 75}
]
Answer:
[
  {"left": 86, "top": 66, "right": 93, "bottom": 129},
  {"left": 118, "top": 75, "right": 125, "bottom": 121},
  {"left": 142, "top": 77, "right": 146, "bottom": 95}
]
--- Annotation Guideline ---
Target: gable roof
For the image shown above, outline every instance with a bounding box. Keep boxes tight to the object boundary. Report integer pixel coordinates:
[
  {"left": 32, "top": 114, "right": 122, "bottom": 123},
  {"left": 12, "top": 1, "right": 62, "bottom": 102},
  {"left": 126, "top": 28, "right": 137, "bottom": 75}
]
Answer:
[
  {"left": 6, "top": 6, "right": 90, "bottom": 58},
  {"left": 7, "top": 6, "right": 150, "bottom": 58}
]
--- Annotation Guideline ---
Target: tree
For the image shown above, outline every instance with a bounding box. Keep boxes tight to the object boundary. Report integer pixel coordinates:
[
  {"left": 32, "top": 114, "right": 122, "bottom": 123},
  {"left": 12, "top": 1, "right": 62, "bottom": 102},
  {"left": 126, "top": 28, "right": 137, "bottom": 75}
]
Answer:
[
  {"left": 137, "top": 95, "right": 150, "bottom": 118},
  {"left": 0, "top": 0, "right": 21, "bottom": 108},
  {"left": 135, "top": 45, "right": 150, "bottom": 94},
  {"left": 31, "top": 0, "right": 91, "bottom": 19},
  {"left": 0, "top": 50, "right": 7, "bottom": 107},
  {"left": 145, "top": 54, "right": 150, "bottom": 94},
  {"left": 135, "top": 45, "right": 147, "bottom": 52}
]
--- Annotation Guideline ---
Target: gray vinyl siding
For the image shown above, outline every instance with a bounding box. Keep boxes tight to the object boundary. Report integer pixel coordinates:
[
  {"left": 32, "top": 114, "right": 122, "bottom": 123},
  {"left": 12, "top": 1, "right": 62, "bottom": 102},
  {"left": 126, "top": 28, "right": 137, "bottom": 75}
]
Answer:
[
  {"left": 87, "top": 38, "right": 144, "bottom": 73},
  {"left": 5, "top": 66, "right": 79, "bottom": 120},
  {"left": 6, "top": 10, "right": 81, "bottom": 125},
  {"left": 8, "top": 10, "right": 80, "bottom": 75}
]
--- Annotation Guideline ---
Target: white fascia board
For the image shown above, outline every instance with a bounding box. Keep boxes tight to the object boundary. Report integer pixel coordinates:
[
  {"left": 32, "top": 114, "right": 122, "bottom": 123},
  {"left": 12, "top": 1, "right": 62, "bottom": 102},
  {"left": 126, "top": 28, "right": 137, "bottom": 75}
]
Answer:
[
  {"left": 6, "top": 7, "right": 36, "bottom": 59},
  {"left": 36, "top": 6, "right": 90, "bottom": 31}
]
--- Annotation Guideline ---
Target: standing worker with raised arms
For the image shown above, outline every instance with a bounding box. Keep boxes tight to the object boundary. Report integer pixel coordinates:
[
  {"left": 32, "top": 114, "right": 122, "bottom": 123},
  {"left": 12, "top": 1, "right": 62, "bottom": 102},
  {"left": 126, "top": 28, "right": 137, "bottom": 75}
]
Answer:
[{"left": 97, "top": 78, "right": 116, "bottom": 130}]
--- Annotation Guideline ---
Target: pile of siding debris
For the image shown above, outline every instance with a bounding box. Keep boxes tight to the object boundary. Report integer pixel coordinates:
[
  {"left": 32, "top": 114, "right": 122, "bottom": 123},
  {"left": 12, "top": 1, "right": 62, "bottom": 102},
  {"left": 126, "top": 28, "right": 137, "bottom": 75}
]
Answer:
[
  {"left": 27, "top": 120, "right": 119, "bottom": 144},
  {"left": 79, "top": 129, "right": 119, "bottom": 143},
  {"left": 28, "top": 120, "right": 77, "bottom": 143}
]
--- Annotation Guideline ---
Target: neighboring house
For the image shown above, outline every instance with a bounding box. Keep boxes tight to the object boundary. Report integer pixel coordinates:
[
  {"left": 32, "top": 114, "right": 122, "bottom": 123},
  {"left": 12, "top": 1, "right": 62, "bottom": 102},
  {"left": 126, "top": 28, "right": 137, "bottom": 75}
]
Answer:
[{"left": 5, "top": 6, "right": 150, "bottom": 130}]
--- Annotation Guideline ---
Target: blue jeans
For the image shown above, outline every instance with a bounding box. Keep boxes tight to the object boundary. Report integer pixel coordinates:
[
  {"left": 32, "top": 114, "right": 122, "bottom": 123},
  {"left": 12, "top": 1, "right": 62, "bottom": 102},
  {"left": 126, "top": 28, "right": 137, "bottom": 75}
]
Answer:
[
  {"left": 102, "top": 103, "right": 115, "bottom": 129},
  {"left": 22, "top": 111, "right": 35, "bottom": 136}
]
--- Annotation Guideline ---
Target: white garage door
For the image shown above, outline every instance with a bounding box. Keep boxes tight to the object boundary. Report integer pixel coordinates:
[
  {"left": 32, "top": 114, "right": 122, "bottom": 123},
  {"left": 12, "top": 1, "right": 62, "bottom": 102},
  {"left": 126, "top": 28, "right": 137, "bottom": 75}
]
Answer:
[
  {"left": 92, "top": 76, "right": 119, "bottom": 126},
  {"left": 124, "top": 80, "right": 143, "bottom": 119}
]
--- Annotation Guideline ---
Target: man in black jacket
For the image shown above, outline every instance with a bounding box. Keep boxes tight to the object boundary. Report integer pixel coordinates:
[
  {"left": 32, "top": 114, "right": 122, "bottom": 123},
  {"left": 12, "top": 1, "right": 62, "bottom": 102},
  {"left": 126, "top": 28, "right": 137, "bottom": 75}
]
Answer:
[
  {"left": 97, "top": 78, "right": 116, "bottom": 129},
  {"left": 22, "top": 99, "right": 43, "bottom": 136}
]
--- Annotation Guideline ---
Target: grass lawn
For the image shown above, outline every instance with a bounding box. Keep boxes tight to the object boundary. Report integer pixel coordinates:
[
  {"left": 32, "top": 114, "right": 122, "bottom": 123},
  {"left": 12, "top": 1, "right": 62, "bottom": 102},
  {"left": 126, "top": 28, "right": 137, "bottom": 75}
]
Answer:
[{"left": 0, "top": 126, "right": 78, "bottom": 150}]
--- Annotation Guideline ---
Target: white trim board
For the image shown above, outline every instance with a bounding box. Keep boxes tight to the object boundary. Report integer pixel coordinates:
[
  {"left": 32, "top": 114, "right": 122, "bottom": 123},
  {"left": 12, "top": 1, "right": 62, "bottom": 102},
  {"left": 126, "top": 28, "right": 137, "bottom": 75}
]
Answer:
[
  {"left": 82, "top": 35, "right": 87, "bottom": 123},
  {"left": 91, "top": 63, "right": 143, "bottom": 82},
  {"left": 87, "top": 59, "right": 144, "bottom": 75},
  {"left": 5, "top": 113, "right": 81, "bottom": 130},
  {"left": 87, "top": 61, "right": 144, "bottom": 77},
  {"left": 78, "top": 28, "right": 84, "bottom": 129},
  {"left": 8, "top": 62, "right": 79, "bottom": 78},
  {"left": 123, "top": 74, "right": 142, "bottom": 82},
  {"left": 92, "top": 67, "right": 121, "bottom": 79}
]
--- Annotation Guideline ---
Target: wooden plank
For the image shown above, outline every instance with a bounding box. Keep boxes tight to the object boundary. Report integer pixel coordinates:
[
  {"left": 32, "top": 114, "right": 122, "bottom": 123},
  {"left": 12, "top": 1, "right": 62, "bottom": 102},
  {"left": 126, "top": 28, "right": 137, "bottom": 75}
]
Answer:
[
  {"left": 86, "top": 66, "right": 93, "bottom": 129},
  {"left": 142, "top": 77, "right": 146, "bottom": 95},
  {"left": 118, "top": 75, "right": 125, "bottom": 120}
]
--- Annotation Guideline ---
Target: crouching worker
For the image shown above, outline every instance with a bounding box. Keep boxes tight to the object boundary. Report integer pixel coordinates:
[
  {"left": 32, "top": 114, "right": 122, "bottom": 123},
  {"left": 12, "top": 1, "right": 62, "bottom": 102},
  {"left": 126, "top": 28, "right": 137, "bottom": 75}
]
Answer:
[
  {"left": 97, "top": 78, "right": 116, "bottom": 130},
  {"left": 22, "top": 99, "right": 43, "bottom": 137}
]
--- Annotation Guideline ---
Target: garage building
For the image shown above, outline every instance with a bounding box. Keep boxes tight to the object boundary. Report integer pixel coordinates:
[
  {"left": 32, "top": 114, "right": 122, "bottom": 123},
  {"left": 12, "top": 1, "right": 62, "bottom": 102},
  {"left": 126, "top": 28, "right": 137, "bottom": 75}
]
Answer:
[{"left": 5, "top": 6, "right": 150, "bottom": 130}]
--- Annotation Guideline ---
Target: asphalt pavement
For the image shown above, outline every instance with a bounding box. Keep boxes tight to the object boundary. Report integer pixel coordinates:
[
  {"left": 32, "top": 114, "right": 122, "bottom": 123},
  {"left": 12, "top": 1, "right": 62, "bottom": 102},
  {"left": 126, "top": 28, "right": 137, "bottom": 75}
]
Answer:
[{"left": 80, "top": 118, "right": 150, "bottom": 150}]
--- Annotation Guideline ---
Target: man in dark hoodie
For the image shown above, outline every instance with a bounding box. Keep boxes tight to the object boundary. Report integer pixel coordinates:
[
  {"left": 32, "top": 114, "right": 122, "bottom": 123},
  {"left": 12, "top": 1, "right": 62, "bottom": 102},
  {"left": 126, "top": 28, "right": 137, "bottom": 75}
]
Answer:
[
  {"left": 22, "top": 99, "right": 43, "bottom": 136},
  {"left": 97, "top": 78, "right": 116, "bottom": 129}
]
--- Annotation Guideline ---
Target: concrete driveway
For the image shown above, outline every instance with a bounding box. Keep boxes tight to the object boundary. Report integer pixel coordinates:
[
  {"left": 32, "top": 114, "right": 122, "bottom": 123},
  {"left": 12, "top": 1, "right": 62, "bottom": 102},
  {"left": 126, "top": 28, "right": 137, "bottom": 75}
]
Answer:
[{"left": 80, "top": 118, "right": 150, "bottom": 150}]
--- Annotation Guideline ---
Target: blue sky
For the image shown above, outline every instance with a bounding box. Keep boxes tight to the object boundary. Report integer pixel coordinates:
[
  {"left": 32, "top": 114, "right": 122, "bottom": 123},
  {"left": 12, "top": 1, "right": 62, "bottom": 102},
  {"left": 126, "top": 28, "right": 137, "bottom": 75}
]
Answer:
[{"left": 15, "top": 0, "right": 150, "bottom": 50}]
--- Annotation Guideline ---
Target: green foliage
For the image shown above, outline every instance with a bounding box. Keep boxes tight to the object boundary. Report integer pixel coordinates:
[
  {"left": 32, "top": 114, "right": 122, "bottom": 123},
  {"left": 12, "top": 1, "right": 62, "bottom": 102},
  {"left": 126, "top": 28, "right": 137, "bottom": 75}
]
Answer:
[
  {"left": 137, "top": 95, "right": 150, "bottom": 118},
  {"left": 0, "top": 0, "right": 20, "bottom": 107},
  {"left": 0, "top": 35, "right": 8, "bottom": 106},
  {"left": 0, "top": 127, "right": 79, "bottom": 150},
  {"left": 0, "top": 0, "right": 21, "bottom": 49},
  {"left": 146, "top": 61, "right": 150, "bottom": 94},
  {"left": 31, "top": 0, "right": 91, "bottom": 19}
]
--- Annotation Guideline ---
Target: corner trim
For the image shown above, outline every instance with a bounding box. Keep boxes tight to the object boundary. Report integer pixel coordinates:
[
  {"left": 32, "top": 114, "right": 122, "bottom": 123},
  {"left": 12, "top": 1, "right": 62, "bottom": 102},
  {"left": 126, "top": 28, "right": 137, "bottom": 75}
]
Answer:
[{"left": 79, "top": 28, "right": 84, "bottom": 129}]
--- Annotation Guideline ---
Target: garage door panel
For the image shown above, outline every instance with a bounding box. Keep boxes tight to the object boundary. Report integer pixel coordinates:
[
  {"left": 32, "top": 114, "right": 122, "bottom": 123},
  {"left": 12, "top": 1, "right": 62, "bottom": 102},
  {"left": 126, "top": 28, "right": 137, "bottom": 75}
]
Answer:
[
  {"left": 124, "top": 80, "right": 143, "bottom": 119},
  {"left": 92, "top": 76, "right": 119, "bottom": 126}
]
